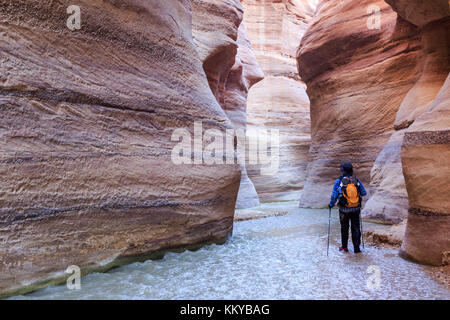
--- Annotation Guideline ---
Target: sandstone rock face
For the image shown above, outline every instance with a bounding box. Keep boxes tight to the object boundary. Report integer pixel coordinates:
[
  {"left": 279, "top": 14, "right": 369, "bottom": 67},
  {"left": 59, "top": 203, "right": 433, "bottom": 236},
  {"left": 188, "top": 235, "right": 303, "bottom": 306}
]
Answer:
[
  {"left": 390, "top": 0, "right": 450, "bottom": 266},
  {"left": 242, "top": 0, "right": 314, "bottom": 202},
  {"left": 243, "top": 0, "right": 317, "bottom": 79},
  {"left": 230, "top": 24, "right": 265, "bottom": 208},
  {"left": 193, "top": 0, "right": 264, "bottom": 209},
  {"left": 362, "top": 131, "right": 409, "bottom": 224},
  {"left": 400, "top": 74, "right": 450, "bottom": 266},
  {"left": 385, "top": 0, "right": 449, "bottom": 28},
  {"left": 297, "top": 0, "right": 422, "bottom": 208},
  {"left": 359, "top": 0, "right": 450, "bottom": 225},
  {"left": 192, "top": 0, "right": 243, "bottom": 102},
  {"left": 394, "top": 16, "right": 450, "bottom": 130},
  {"left": 295, "top": 0, "right": 449, "bottom": 263},
  {"left": 0, "top": 0, "right": 241, "bottom": 297},
  {"left": 364, "top": 5, "right": 450, "bottom": 224},
  {"left": 283, "top": 0, "right": 319, "bottom": 58},
  {"left": 246, "top": 76, "right": 311, "bottom": 202}
]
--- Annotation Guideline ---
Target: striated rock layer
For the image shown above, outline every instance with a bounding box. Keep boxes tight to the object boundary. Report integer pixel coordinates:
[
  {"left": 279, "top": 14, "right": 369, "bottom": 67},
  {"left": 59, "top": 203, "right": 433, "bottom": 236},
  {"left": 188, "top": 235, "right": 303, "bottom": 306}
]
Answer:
[
  {"left": 400, "top": 75, "right": 450, "bottom": 265},
  {"left": 296, "top": 0, "right": 449, "bottom": 263},
  {"left": 242, "top": 0, "right": 314, "bottom": 202},
  {"left": 364, "top": 1, "right": 450, "bottom": 224},
  {"left": 228, "top": 24, "right": 265, "bottom": 208},
  {"left": 389, "top": 0, "right": 450, "bottom": 266},
  {"left": 193, "top": 0, "right": 264, "bottom": 209},
  {"left": 0, "top": 0, "right": 241, "bottom": 297},
  {"left": 297, "top": 0, "right": 422, "bottom": 208},
  {"left": 246, "top": 76, "right": 311, "bottom": 202},
  {"left": 362, "top": 131, "right": 409, "bottom": 224},
  {"left": 242, "top": 0, "right": 317, "bottom": 79}
]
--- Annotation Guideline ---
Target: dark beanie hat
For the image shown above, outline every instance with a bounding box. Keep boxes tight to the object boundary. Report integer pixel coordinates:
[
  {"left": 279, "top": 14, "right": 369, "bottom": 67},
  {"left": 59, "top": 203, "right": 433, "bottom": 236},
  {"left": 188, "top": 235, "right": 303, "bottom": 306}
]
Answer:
[{"left": 340, "top": 162, "right": 353, "bottom": 176}]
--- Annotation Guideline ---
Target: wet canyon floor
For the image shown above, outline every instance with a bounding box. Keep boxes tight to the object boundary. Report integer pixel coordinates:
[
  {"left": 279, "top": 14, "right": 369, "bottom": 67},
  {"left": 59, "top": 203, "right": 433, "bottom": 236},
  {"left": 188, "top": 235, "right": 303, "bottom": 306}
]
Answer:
[{"left": 12, "top": 202, "right": 450, "bottom": 300}]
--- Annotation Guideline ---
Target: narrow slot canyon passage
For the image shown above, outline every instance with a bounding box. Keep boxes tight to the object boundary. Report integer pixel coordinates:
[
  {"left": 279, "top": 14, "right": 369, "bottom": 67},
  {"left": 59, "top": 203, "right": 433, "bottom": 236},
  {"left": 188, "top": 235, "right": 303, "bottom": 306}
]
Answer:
[
  {"left": 1, "top": 0, "right": 449, "bottom": 300},
  {"left": 239, "top": 0, "right": 313, "bottom": 204}
]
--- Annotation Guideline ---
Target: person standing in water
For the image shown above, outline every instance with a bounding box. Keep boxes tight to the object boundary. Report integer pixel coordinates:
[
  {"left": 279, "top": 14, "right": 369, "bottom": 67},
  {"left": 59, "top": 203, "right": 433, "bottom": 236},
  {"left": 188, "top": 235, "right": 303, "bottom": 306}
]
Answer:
[{"left": 328, "top": 162, "right": 367, "bottom": 253}]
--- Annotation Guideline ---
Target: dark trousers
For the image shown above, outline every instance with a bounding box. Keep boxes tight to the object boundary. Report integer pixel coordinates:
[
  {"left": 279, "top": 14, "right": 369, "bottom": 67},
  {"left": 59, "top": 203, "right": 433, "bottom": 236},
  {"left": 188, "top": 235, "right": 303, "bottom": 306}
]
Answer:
[{"left": 339, "top": 210, "right": 361, "bottom": 249}]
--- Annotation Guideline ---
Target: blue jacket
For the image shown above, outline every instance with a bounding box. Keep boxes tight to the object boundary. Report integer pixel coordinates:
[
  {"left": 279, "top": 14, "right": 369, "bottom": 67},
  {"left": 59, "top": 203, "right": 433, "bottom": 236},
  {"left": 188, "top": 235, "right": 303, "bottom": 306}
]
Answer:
[{"left": 329, "top": 176, "right": 367, "bottom": 208}]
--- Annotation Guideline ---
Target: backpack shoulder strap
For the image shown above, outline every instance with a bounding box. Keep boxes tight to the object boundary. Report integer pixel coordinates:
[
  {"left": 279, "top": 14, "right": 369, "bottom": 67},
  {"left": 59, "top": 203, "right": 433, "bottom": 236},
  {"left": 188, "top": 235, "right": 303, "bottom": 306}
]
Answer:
[{"left": 339, "top": 176, "right": 345, "bottom": 187}]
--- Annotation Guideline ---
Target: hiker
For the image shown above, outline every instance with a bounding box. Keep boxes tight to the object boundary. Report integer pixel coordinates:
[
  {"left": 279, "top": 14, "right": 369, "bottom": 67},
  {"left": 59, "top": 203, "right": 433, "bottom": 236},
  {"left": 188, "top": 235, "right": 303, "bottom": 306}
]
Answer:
[{"left": 328, "top": 162, "right": 367, "bottom": 253}]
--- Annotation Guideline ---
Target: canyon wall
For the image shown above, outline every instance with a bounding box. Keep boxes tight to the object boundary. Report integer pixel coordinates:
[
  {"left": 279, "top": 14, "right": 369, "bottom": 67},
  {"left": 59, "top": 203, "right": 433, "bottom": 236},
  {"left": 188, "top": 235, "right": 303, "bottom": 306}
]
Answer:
[
  {"left": 229, "top": 24, "right": 265, "bottom": 208},
  {"left": 386, "top": 0, "right": 449, "bottom": 266},
  {"left": 364, "top": 0, "right": 450, "bottom": 224},
  {"left": 400, "top": 74, "right": 450, "bottom": 266},
  {"left": 297, "top": 0, "right": 422, "bottom": 210},
  {"left": 242, "top": 0, "right": 314, "bottom": 202},
  {"left": 296, "top": 0, "right": 449, "bottom": 265},
  {"left": 362, "top": 130, "right": 409, "bottom": 223},
  {"left": 0, "top": 0, "right": 243, "bottom": 297},
  {"left": 192, "top": 0, "right": 264, "bottom": 209}
]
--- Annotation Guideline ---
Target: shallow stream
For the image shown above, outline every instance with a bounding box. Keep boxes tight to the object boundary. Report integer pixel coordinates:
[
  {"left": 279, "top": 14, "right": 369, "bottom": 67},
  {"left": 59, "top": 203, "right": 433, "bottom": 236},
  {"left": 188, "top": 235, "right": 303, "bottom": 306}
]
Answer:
[{"left": 13, "top": 206, "right": 450, "bottom": 300}]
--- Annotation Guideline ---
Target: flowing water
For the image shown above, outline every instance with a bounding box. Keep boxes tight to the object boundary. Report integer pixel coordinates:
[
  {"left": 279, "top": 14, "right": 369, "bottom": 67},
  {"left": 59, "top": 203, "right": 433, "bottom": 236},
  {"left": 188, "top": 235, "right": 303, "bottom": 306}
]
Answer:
[{"left": 12, "top": 205, "right": 450, "bottom": 300}]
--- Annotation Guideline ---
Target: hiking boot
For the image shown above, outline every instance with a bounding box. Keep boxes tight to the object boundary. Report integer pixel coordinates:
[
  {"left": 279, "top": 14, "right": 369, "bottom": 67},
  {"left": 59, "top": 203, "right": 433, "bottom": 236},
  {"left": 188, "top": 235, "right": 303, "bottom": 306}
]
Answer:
[
  {"left": 354, "top": 247, "right": 361, "bottom": 253},
  {"left": 339, "top": 247, "right": 349, "bottom": 253}
]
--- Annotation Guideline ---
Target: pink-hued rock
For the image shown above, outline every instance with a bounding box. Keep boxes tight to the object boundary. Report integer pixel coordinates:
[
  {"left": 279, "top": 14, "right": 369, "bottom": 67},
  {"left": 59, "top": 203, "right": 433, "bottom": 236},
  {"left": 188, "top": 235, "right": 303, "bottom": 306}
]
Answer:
[
  {"left": 246, "top": 76, "right": 311, "bottom": 202},
  {"left": 0, "top": 0, "right": 241, "bottom": 297},
  {"left": 394, "top": 18, "right": 450, "bottom": 130},
  {"left": 385, "top": 0, "right": 450, "bottom": 28},
  {"left": 282, "top": 0, "right": 319, "bottom": 61},
  {"left": 225, "top": 24, "right": 265, "bottom": 208},
  {"left": 296, "top": 0, "right": 421, "bottom": 208},
  {"left": 241, "top": 0, "right": 314, "bottom": 202},
  {"left": 192, "top": 0, "right": 243, "bottom": 102},
  {"left": 400, "top": 73, "right": 450, "bottom": 266},
  {"left": 222, "top": 23, "right": 265, "bottom": 130},
  {"left": 242, "top": 0, "right": 316, "bottom": 79},
  {"left": 364, "top": 9, "right": 449, "bottom": 224},
  {"left": 362, "top": 131, "right": 409, "bottom": 224},
  {"left": 295, "top": 0, "right": 449, "bottom": 264},
  {"left": 192, "top": 0, "right": 264, "bottom": 209},
  {"left": 394, "top": 0, "right": 450, "bottom": 265}
]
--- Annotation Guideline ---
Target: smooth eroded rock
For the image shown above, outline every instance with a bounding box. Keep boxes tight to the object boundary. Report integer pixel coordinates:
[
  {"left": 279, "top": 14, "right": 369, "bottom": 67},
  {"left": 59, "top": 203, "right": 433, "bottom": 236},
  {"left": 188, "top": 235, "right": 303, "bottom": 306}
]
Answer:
[
  {"left": 246, "top": 76, "right": 311, "bottom": 202},
  {"left": 362, "top": 131, "right": 409, "bottom": 224},
  {"left": 394, "top": 18, "right": 450, "bottom": 130},
  {"left": 193, "top": 0, "right": 264, "bottom": 209},
  {"left": 297, "top": 0, "right": 421, "bottom": 208},
  {"left": 385, "top": 0, "right": 449, "bottom": 28},
  {"left": 366, "top": 11, "right": 449, "bottom": 224},
  {"left": 242, "top": 0, "right": 314, "bottom": 202},
  {"left": 0, "top": 0, "right": 241, "bottom": 297},
  {"left": 400, "top": 74, "right": 450, "bottom": 266}
]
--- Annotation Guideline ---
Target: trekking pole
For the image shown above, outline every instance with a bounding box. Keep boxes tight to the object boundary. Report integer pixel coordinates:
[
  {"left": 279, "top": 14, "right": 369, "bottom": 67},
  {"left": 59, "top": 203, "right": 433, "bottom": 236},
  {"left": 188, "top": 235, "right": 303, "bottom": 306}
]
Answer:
[
  {"left": 360, "top": 210, "right": 365, "bottom": 249},
  {"left": 327, "top": 207, "right": 331, "bottom": 257}
]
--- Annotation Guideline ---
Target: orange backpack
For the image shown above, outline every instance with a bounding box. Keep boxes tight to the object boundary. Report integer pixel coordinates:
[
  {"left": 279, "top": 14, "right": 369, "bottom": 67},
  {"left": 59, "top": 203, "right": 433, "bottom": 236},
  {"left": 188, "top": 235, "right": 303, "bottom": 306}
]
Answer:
[{"left": 339, "top": 176, "right": 360, "bottom": 208}]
